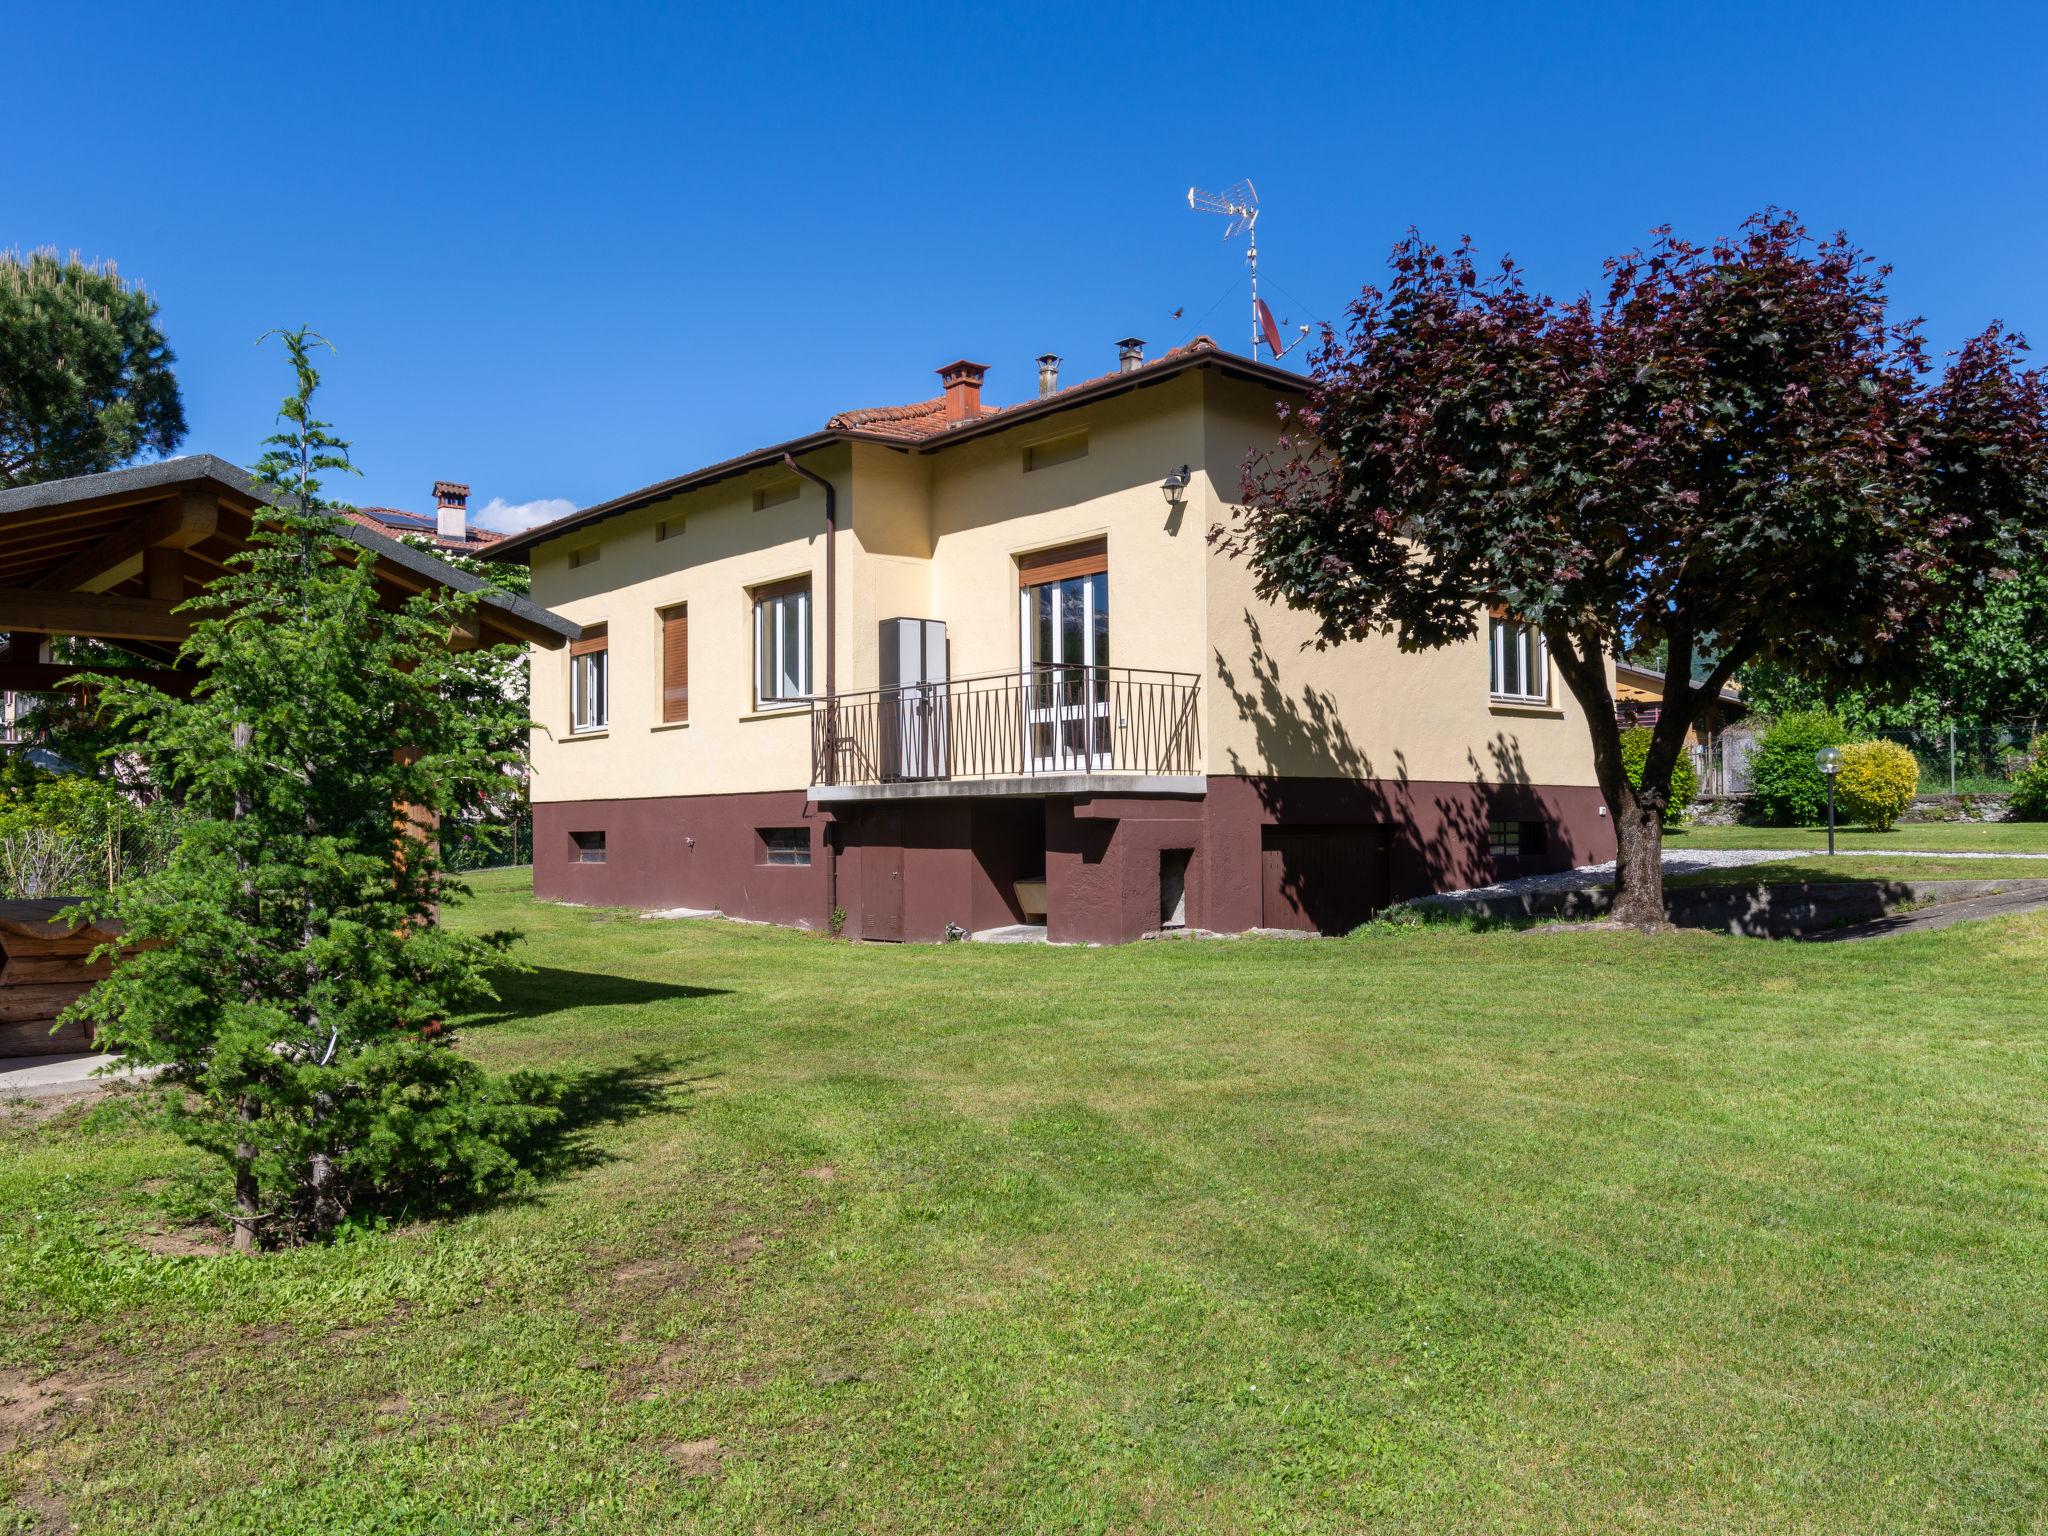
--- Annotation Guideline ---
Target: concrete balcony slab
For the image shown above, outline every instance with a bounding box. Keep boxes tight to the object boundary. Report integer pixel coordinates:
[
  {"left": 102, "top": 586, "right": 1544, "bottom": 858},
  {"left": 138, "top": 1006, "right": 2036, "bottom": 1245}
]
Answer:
[{"left": 809, "top": 773, "right": 1205, "bottom": 804}]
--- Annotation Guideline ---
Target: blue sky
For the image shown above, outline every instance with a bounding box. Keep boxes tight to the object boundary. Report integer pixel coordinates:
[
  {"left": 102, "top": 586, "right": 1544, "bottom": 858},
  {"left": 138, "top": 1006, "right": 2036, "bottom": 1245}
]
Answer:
[{"left": 12, "top": 1, "right": 2045, "bottom": 529}]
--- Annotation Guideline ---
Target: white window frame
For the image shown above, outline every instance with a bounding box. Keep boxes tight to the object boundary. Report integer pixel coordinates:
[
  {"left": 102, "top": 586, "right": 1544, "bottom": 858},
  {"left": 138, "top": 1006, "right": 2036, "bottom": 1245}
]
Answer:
[
  {"left": 753, "top": 581, "right": 812, "bottom": 708},
  {"left": 571, "top": 647, "right": 609, "bottom": 733},
  {"left": 1489, "top": 615, "right": 1549, "bottom": 704}
]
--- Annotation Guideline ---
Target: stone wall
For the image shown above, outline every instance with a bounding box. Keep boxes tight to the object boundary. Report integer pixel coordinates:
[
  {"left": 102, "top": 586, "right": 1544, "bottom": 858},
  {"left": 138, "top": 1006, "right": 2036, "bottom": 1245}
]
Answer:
[{"left": 1685, "top": 792, "right": 2017, "bottom": 827}]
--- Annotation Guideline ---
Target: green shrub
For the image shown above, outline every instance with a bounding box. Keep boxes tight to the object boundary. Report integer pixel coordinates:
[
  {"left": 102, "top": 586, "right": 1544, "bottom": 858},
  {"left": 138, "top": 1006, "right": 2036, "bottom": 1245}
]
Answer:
[
  {"left": 2011, "top": 737, "right": 2048, "bottom": 820},
  {"left": 1747, "top": 710, "right": 1851, "bottom": 825},
  {"left": 0, "top": 777, "right": 182, "bottom": 898},
  {"left": 1618, "top": 726, "right": 1699, "bottom": 825},
  {"left": 1834, "top": 740, "right": 1919, "bottom": 830}
]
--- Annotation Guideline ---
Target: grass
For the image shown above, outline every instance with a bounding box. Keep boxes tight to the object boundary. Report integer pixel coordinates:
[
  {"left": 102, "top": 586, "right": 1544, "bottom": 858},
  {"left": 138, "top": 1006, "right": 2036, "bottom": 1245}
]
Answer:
[
  {"left": 1668, "top": 819, "right": 2048, "bottom": 853},
  {"left": 5, "top": 869, "right": 2048, "bottom": 1532},
  {"left": 1663, "top": 855, "right": 2048, "bottom": 886}
]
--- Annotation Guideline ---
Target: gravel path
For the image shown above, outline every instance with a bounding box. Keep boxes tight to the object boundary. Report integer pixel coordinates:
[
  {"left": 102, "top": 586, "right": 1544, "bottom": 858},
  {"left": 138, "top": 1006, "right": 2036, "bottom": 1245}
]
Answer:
[{"left": 1443, "top": 846, "right": 2043, "bottom": 900}]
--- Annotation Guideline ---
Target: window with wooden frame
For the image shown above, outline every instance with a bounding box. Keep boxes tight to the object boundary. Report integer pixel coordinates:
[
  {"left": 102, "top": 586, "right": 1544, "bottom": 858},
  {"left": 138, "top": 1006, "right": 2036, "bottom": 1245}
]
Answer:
[
  {"left": 658, "top": 604, "right": 689, "bottom": 724},
  {"left": 1488, "top": 608, "right": 1549, "bottom": 704},
  {"left": 1016, "top": 537, "right": 1108, "bottom": 590},
  {"left": 570, "top": 625, "right": 609, "bottom": 733},
  {"left": 752, "top": 577, "right": 811, "bottom": 708}
]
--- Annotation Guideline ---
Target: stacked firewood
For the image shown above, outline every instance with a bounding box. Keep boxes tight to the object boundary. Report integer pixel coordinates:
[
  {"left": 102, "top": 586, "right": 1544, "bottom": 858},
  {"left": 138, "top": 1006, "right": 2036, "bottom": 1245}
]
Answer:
[{"left": 0, "top": 899, "right": 123, "bottom": 1057}]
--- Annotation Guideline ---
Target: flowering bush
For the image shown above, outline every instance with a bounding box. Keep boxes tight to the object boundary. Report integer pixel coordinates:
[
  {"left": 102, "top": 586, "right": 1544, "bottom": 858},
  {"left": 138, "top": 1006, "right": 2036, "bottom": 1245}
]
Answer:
[{"left": 1833, "top": 740, "right": 1920, "bottom": 830}]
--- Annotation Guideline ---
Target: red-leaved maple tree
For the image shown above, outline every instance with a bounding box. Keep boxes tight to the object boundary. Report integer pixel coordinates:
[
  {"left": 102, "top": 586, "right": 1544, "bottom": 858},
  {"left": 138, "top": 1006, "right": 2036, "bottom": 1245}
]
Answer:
[{"left": 1228, "top": 212, "right": 2047, "bottom": 926}]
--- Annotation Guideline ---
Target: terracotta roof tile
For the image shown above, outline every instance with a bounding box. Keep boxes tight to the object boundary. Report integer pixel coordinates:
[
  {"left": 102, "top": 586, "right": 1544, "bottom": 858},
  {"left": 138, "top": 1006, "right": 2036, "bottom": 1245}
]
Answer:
[
  {"left": 825, "top": 397, "right": 949, "bottom": 439},
  {"left": 821, "top": 337, "right": 1221, "bottom": 443}
]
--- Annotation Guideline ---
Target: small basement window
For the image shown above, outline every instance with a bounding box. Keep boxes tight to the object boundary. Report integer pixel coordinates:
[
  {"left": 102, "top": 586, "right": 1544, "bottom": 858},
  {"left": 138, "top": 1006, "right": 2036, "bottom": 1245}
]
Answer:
[
  {"left": 1488, "top": 820, "right": 1550, "bottom": 858},
  {"left": 571, "top": 831, "right": 607, "bottom": 864},
  {"left": 759, "top": 827, "right": 811, "bottom": 866},
  {"left": 1023, "top": 429, "right": 1089, "bottom": 472}
]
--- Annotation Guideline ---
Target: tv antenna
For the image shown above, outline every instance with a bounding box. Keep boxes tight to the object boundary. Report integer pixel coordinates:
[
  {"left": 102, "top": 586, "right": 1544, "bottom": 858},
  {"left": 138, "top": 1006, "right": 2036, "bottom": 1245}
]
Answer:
[{"left": 1186, "top": 178, "right": 1309, "bottom": 359}]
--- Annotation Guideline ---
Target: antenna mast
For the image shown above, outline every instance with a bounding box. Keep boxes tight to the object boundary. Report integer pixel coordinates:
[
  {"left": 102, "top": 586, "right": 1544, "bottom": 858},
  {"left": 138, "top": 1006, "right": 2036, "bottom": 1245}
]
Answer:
[
  {"left": 1186, "top": 178, "right": 1309, "bottom": 359},
  {"left": 1186, "top": 179, "right": 1261, "bottom": 355}
]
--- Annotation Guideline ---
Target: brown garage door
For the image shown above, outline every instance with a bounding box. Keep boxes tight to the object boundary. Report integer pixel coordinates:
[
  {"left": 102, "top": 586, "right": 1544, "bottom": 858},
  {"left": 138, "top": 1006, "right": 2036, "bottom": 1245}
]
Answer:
[{"left": 1260, "top": 825, "right": 1394, "bottom": 934}]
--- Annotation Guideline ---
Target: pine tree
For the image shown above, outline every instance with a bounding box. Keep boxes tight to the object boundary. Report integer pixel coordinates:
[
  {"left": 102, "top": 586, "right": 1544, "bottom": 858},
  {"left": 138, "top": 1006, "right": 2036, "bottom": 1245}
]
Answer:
[
  {"left": 0, "top": 248, "right": 186, "bottom": 486},
  {"left": 70, "top": 329, "right": 552, "bottom": 1248}
]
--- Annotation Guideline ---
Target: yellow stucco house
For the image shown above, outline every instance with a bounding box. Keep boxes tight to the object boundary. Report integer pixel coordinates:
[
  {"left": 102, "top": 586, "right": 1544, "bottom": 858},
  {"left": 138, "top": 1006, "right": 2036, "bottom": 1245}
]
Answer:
[{"left": 486, "top": 337, "right": 1613, "bottom": 942}]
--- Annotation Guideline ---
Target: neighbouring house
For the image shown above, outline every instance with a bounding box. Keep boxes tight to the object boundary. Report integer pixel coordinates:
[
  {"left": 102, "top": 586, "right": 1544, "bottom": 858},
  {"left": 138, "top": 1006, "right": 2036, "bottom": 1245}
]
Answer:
[
  {"left": 1613, "top": 661, "right": 1755, "bottom": 795},
  {"left": 344, "top": 480, "right": 504, "bottom": 556},
  {"left": 486, "top": 337, "right": 1616, "bottom": 943}
]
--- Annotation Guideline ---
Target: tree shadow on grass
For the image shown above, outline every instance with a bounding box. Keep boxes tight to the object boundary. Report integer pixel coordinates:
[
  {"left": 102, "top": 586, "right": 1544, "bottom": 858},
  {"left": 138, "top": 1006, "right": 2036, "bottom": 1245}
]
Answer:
[
  {"left": 503, "top": 1049, "right": 715, "bottom": 1188},
  {"left": 460, "top": 966, "right": 731, "bottom": 1031}
]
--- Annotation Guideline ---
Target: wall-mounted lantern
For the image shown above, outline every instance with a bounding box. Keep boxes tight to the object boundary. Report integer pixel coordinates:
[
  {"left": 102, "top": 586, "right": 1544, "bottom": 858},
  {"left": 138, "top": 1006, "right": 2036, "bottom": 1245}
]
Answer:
[{"left": 1160, "top": 464, "right": 1191, "bottom": 515}]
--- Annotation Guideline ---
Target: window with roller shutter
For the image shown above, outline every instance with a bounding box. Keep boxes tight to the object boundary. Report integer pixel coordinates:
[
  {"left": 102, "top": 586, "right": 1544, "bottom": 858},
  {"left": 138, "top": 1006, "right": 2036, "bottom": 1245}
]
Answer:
[{"left": 659, "top": 604, "right": 688, "bottom": 723}]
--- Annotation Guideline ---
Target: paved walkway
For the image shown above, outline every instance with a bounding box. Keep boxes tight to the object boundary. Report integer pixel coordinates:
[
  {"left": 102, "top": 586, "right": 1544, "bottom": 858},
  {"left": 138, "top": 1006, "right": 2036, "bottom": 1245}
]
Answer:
[
  {"left": 1447, "top": 846, "right": 2048, "bottom": 902},
  {"left": 0, "top": 1052, "right": 156, "bottom": 1099},
  {"left": 1809, "top": 885, "right": 2048, "bottom": 943}
]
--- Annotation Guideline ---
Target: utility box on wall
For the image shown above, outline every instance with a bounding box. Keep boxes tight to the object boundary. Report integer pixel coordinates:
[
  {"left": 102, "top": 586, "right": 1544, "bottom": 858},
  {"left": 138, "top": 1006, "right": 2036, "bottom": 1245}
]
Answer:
[{"left": 878, "top": 618, "right": 949, "bottom": 780}]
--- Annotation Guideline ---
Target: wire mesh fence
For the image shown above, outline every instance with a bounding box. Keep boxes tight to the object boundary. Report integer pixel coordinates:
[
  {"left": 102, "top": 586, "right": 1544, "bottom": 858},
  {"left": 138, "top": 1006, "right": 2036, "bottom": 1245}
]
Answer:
[
  {"left": 1692, "top": 718, "right": 2044, "bottom": 803},
  {"left": 441, "top": 810, "right": 533, "bottom": 872},
  {"left": 1860, "top": 721, "right": 2042, "bottom": 797}
]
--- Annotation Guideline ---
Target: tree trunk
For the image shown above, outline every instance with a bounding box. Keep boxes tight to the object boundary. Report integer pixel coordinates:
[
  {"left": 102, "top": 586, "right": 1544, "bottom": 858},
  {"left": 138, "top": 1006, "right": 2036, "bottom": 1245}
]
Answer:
[
  {"left": 308, "top": 1147, "right": 344, "bottom": 1238},
  {"left": 232, "top": 1094, "right": 259, "bottom": 1253},
  {"left": 1542, "top": 625, "right": 1680, "bottom": 932},
  {"left": 1608, "top": 780, "right": 1669, "bottom": 929}
]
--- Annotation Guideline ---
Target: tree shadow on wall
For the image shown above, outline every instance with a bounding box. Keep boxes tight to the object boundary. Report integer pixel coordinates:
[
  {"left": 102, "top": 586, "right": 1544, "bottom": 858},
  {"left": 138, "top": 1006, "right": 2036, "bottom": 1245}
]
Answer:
[
  {"left": 1214, "top": 614, "right": 1380, "bottom": 785},
  {"left": 1216, "top": 611, "right": 1601, "bottom": 907}
]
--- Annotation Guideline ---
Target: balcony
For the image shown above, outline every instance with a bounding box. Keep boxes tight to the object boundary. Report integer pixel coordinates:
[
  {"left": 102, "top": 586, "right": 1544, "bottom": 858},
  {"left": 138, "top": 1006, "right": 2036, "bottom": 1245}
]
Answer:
[{"left": 809, "top": 666, "right": 1203, "bottom": 802}]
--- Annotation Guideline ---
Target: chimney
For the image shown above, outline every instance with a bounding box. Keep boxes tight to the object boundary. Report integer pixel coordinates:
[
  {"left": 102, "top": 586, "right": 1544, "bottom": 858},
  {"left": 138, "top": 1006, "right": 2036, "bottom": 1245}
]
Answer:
[
  {"left": 1117, "top": 337, "right": 1146, "bottom": 373},
  {"left": 434, "top": 480, "right": 469, "bottom": 543},
  {"left": 1036, "top": 353, "right": 1061, "bottom": 398},
  {"left": 937, "top": 360, "right": 988, "bottom": 423}
]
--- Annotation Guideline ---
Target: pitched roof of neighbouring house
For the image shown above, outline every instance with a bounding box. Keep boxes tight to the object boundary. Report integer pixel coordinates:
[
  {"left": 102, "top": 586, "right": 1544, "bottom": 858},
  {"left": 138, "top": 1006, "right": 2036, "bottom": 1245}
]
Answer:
[{"left": 344, "top": 505, "right": 505, "bottom": 552}]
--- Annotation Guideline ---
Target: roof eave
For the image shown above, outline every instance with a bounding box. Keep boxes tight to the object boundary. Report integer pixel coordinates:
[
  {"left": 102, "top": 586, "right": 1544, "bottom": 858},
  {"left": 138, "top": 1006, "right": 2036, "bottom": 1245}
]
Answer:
[{"left": 483, "top": 347, "right": 1310, "bottom": 562}]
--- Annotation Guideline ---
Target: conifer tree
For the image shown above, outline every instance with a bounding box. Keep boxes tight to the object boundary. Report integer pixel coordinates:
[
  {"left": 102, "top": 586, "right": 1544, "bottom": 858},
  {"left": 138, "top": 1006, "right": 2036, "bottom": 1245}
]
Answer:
[
  {"left": 0, "top": 248, "right": 186, "bottom": 486},
  {"left": 71, "top": 329, "right": 551, "bottom": 1248}
]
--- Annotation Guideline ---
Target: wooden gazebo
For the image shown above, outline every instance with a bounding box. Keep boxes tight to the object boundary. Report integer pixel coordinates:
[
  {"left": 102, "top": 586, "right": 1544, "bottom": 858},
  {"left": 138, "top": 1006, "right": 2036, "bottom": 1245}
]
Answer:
[
  {"left": 0, "top": 454, "right": 577, "bottom": 693},
  {"left": 0, "top": 458, "right": 579, "bottom": 1056}
]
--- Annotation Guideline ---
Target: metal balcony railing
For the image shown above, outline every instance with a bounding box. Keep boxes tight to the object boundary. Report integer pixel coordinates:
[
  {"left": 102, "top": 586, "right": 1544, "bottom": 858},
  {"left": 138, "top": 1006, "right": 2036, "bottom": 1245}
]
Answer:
[{"left": 811, "top": 666, "right": 1201, "bottom": 787}]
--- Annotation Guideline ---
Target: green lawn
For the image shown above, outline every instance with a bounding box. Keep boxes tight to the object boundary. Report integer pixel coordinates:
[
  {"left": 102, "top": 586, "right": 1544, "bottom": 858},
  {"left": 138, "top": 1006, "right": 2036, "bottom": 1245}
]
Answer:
[
  {"left": 1668, "top": 819, "right": 2048, "bottom": 853},
  {"left": 6, "top": 869, "right": 2048, "bottom": 1533}
]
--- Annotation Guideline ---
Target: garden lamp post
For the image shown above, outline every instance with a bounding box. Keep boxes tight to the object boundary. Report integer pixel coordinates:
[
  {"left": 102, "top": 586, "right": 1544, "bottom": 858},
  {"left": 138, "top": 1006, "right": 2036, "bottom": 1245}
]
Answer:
[{"left": 1815, "top": 746, "right": 1843, "bottom": 856}]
